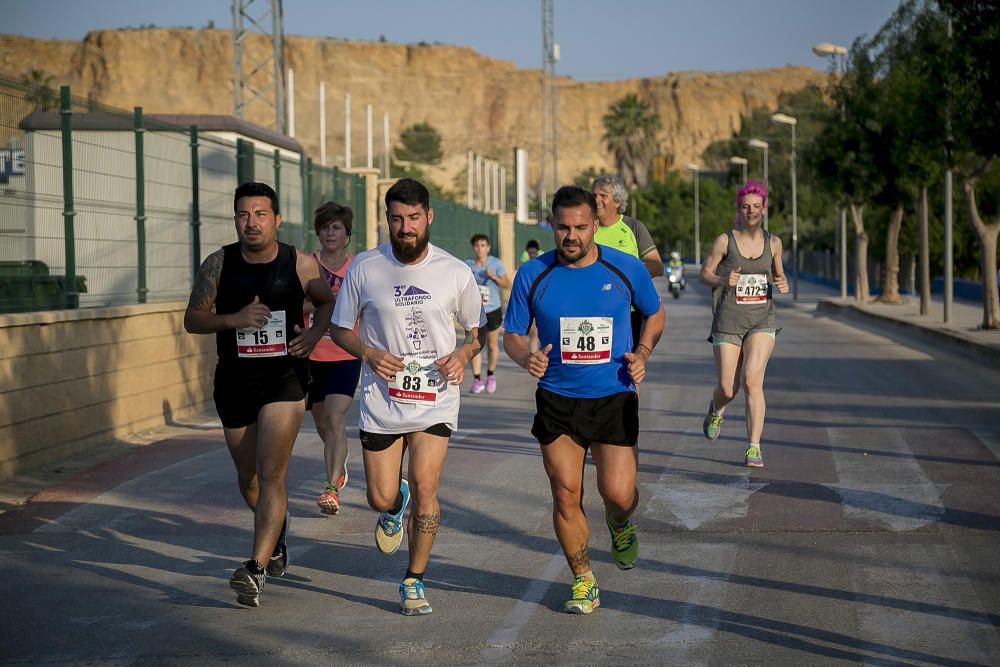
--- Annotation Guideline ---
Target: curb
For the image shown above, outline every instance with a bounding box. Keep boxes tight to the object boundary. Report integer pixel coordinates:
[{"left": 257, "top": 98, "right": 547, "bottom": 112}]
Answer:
[{"left": 816, "top": 298, "right": 1000, "bottom": 365}]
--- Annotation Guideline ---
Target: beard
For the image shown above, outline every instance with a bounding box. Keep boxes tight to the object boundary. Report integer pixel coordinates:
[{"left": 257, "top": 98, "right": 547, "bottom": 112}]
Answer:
[
  {"left": 390, "top": 227, "right": 430, "bottom": 263},
  {"left": 557, "top": 238, "right": 591, "bottom": 264}
]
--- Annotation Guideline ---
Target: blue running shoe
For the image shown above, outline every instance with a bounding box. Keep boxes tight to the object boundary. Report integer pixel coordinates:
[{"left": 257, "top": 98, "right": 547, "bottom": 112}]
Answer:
[
  {"left": 375, "top": 478, "right": 410, "bottom": 555},
  {"left": 399, "top": 577, "right": 433, "bottom": 615}
]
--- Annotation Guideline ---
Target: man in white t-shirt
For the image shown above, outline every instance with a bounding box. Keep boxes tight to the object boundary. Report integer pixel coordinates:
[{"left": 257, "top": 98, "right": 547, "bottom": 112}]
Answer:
[{"left": 331, "top": 178, "right": 487, "bottom": 616}]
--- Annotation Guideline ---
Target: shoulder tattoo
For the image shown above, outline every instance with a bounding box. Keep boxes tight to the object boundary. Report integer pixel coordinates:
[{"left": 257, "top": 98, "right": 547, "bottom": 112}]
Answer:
[{"left": 188, "top": 250, "right": 223, "bottom": 310}]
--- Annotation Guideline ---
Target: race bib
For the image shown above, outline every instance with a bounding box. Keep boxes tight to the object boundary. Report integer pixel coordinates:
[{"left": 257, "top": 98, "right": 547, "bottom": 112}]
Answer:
[
  {"left": 237, "top": 309, "right": 287, "bottom": 357},
  {"left": 478, "top": 284, "right": 491, "bottom": 304},
  {"left": 388, "top": 356, "right": 444, "bottom": 406},
  {"left": 560, "top": 317, "right": 613, "bottom": 365},
  {"left": 736, "top": 273, "right": 768, "bottom": 305}
]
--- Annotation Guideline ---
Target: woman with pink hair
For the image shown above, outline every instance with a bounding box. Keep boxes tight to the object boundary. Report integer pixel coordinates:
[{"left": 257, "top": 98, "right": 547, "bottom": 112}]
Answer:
[{"left": 698, "top": 181, "right": 789, "bottom": 467}]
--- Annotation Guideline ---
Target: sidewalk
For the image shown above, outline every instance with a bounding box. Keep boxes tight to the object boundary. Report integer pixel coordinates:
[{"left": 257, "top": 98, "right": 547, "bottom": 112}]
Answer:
[{"left": 811, "top": 281, "right": 1000, "bottom": 364}]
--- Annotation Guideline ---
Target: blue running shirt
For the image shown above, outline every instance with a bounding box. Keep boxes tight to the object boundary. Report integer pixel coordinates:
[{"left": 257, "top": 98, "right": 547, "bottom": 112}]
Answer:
[
  {"left": 465, "top": 255, "right": 507, "bottom": 312},
  {"left": 504, "top": 246, "right": 661, "bottom": 398}
]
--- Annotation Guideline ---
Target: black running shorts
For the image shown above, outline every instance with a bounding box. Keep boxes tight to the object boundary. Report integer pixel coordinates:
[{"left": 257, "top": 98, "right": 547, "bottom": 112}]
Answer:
[
  {"left": 359, "top": 423, "right": 453, "bottom": 452},
  {"left": 306, "top": 358, "right": 363, "bottom": 409},
  {"left": 531, "top": 387, "right": 639, "bottom": 447},
  {"left": 213, "top": 363, "right": 308, "bottom": 429},
  {"left": 484, "top": 307, "right": 504, "bottom": 333}
]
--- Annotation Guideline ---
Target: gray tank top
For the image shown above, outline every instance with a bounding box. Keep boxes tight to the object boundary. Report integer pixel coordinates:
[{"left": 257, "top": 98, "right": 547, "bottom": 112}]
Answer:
[{"left": 711, "top": 230, "right": 776, "bottom": 335}]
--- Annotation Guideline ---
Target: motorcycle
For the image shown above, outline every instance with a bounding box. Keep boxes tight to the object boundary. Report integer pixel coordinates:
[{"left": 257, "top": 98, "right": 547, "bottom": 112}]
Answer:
[{"left": 665, "top": 265, "right": 686, "bottom": 299}]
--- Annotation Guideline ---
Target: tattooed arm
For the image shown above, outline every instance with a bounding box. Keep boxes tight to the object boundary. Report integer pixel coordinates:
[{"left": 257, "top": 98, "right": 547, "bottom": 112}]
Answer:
[{"left": 183, "top": 250, "right": 271, "bottom": 334}]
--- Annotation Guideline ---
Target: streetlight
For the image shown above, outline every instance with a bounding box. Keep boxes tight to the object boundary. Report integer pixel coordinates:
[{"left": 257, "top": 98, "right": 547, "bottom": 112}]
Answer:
[
  {"left": 771, "top": 113, "right": 798, "bottom": 300},
  {"left": 748, "top": 138, "right": 768, "bottom": 229},
  {"left": 729, "top": 156, "right": 748, "bottom": 184},
  {"left": 813, "top": 42, "right": 849, "bottom": 299},
  {"left": 686, "top": 163, "right": 701, "bottom": 264}
]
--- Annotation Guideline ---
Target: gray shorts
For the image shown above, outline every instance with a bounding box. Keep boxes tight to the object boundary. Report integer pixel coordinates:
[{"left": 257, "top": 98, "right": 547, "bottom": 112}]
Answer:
[{"left": 709, "top": 328, "right": 777, "bottom": 347}]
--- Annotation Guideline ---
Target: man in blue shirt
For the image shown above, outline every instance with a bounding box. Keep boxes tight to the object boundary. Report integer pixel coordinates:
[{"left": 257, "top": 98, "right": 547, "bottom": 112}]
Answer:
[
  {"left": 503, "top": 186, "right": 664, "bottom": 615},
  {"left": 466, "top": 233, "right": 511, "bottom": 394}
]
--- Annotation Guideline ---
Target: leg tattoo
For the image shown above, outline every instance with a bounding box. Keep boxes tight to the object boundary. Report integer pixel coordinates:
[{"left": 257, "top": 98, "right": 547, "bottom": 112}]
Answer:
[
  {"left": 414, "top": 511, "right": 440, "bottom": 535},
  {"left": 567, "top": 544, "right": 590, "bottom": 573}
]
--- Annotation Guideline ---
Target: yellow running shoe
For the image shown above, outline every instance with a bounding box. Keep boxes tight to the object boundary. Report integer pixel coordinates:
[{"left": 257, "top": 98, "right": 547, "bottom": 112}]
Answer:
[
  {"left": 563, "top": 574, "right": 600, "bottom": 614},
  {"left": 745, "top": 445, "right": 764, "bottom": 468},
  {"left": 607, "top": 512, "right": 638, "bottom": 570},
  {"left": 375, "top": 478, "right": 410, "bottom": 555}
]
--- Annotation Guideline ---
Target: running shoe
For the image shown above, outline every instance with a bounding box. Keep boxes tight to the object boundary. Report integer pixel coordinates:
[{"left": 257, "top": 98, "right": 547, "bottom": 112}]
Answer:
[
  {"left": 703, "top": 406, "right": 724, "bottom": 441},
  {"left": 606, "top": 512, "right": 638, "bottom": 570},
  {"left": 563, "top": 574, "right": 600, "bottom": 614},
  {"left": 470, "top": 378, "right": 485, "bottom": 394},
  {"left": 230, "top": 559, "right": 266, "bottom": 607},
  {"left": 485, "top": 376, "right": 497, "bottom": 394},
  {"left": 375, "top": 478, "right": 410, "bottom": 555},
  {"left": 266, "top": 511, "right": 290, "bottom": 577},
  {"left": 399, "top": 577, "right": 433, "bottom": 616},
  {"left": 338, "top": 449, "right": 350, "bottom": 490},
  {"left": 745, "top": 445, "right": 764, "bottom": 468},
  {"left": 316, "top": 483, "right": 340, "bottom": 515}
]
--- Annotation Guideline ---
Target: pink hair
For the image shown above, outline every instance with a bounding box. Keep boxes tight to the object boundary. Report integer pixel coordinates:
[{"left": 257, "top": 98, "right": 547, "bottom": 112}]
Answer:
[{"left": 736, "top": 180, "right": 768, "bottom": 209}]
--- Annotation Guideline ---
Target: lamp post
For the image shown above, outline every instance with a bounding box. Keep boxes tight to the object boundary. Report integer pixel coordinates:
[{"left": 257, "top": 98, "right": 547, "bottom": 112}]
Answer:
[
  {"left": 748, "top": 138, "right": 769, "bottom": 229},
  {"left": 771, "top": 113, "right": 798, "bottom": 300},
  {"left": 686, "top": 163, "right": 701, "bottom": 264},
  {"left": 813, "top": 42, "right": 849, "bottom": 299},
  {"left": 729, "top": 156, "right": 748, "bottom": 184}
]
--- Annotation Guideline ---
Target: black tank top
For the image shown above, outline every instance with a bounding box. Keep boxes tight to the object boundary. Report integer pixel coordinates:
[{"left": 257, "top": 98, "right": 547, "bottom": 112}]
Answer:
[{"left": 215, "top": 241, "right": 306, "bottom": 374}]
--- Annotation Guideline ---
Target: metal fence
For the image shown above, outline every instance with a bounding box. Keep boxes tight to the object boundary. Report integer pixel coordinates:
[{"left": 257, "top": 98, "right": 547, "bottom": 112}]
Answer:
[
  {"left": 0, "top": 74, "right": 367, "bottom": 313},
  {"left": 428, "top": 196, "right": 498, "bottom": 260}
]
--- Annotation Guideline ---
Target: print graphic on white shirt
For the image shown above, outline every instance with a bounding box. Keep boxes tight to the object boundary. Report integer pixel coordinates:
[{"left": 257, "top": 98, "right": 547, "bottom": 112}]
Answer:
[{"left": 405, "top": 307, "right": 430, "bottom": 352}]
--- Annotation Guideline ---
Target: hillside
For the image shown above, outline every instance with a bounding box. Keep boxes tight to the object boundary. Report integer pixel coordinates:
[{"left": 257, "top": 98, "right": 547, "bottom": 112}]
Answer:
[{"left": 0, "top": 29, "right": 826, "bottom": 189}]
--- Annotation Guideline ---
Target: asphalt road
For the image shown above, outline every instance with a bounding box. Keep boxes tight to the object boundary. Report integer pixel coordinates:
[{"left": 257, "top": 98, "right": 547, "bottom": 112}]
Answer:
[{"left": 2, "top": 277, "right": 999, "bottom": 666}]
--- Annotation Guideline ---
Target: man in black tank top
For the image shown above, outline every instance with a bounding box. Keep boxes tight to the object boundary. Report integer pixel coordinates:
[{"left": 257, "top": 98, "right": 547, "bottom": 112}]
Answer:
[{"left": 184, "top": 182, "right": 334, "bottom": 607}]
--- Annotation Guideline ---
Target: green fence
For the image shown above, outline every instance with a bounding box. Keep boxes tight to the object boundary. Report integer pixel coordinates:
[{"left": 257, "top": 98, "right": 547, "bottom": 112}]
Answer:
[
  {"left": 429, "top": 197, "right": 498, "bottom": 260},
  {"left": 514, "top": 221, "right": 555, "bottom": 267},
  {"left": 302, "top": 161, "right": 367, "bottom": 254},
  {"left": 0, "top": 74, "right": 312, "bottom": 313}
]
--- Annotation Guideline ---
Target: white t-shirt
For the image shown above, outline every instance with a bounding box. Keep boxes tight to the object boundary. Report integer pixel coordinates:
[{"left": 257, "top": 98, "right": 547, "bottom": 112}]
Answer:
[{"left": 332, "top": 243, "right": 487, "bottom": 433}]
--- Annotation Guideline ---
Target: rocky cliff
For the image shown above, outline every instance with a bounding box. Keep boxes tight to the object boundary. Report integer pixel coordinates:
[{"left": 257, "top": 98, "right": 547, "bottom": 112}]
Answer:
[{"left": 1, "top": 29, "right": 825, "bottom": 189}]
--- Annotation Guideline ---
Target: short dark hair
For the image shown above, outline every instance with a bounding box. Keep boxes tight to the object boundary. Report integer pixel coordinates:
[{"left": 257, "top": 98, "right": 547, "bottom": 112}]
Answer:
[
  {"left": 551, "top": 185, "right": 597, "bottom": 219},
  {"left": 385, "top": 177, "right": 430, "bottom": 212},
  {"left": 314, "top": 201, "right": 353, "bottom": 236},
  {"left": 526, "top": 239, "right": 540, "bottom": 250},
  {"left": 234, "top": 181, "right": 280, "bottom": 215},
  {"left": 470, "top": 233, "right": 490, "bottom": 246}
]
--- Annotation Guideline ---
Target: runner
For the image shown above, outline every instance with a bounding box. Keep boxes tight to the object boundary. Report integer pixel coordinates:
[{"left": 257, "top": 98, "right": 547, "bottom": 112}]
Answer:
[
  {"left": 503, "top": 185, "right": 664, "bottom": 614},
  {"left": 466, "top": 233, "right": 511, "bottom": 394},
  {"left": 330, "top": 178, "right": 486, "bottom": 616},
  {"left": 305, "top": 202, "right": 362, "bottom": 516},
  {"left": 184, "top": 181, "right": 334, "bottom": 607},
  {"left": 591, "top": 175, "right": 664, "bottom": 348},
  {"left": 699, "top": 180, "right": 789, "bottom": 467}
]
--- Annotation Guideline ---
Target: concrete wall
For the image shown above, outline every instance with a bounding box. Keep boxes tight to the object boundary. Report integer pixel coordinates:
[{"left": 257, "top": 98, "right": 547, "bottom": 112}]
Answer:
[{"left": 0, "top": 302, "right": 214, "bottom": 480}]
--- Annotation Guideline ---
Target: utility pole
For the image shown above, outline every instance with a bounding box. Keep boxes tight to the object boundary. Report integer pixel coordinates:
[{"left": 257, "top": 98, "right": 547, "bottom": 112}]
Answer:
[
  {"left": 232, "top": 0, "right": 287, "bottom": 133},
  {"left": 539, "top": 0, "right": 557, "bottom": 222}
]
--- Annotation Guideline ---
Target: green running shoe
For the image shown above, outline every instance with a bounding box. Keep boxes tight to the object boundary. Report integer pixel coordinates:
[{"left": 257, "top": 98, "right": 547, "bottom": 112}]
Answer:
[
  {"left": 703, "top": 406, "right": 724, "bottom": 441},
  {"left": 745, "top": 445, "right": 764, "bottom": 468},
  {"left": 563, "top": 575, "right": 600, "bottom": 614},
  {"left": 607, "top": 512, "right": 638, "bottom": 570}
]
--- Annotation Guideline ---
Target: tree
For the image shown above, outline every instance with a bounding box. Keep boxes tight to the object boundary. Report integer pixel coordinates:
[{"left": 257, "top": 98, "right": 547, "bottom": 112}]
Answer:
[
  {"left": 871, "top": 0, "right": 948, "bottom": 305},
  {"left": 394, "top": 122, "right": 443, "bottom": 165},
  {"left": 602, "top": 94, "right": 660, "bottom": 189},
  {"left": 20, "top": 69, "right": 58, "bottom": 111},
  {"left": 812, "top": 40, "right": 889, "bottom": 302},
  {"left": 939, "top": 0, "right": 1000, "bottom": 328}
]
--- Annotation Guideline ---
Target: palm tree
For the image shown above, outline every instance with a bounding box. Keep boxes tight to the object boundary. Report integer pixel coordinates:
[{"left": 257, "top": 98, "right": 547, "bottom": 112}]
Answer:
[
  {"left": 602, "top": 94, "right": 660, "bottom": 189},
  {"left": 21, "top": 69, "right": 58, "bottom": 111}
]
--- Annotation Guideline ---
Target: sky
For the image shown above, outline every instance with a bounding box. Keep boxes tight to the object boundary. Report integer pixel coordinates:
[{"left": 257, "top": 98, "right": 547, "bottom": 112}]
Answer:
[{"left": 6, "top": 0, "right": 900, "bottom": 81}]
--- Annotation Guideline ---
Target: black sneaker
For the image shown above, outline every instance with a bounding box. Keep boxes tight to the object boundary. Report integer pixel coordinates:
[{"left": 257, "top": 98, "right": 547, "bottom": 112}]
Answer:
[
  {"left": 230, "top": 559, "right": 266, "bottom": 607},
  {"left": 266, "top": 511, "right": 290, "bottom": 577}
]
